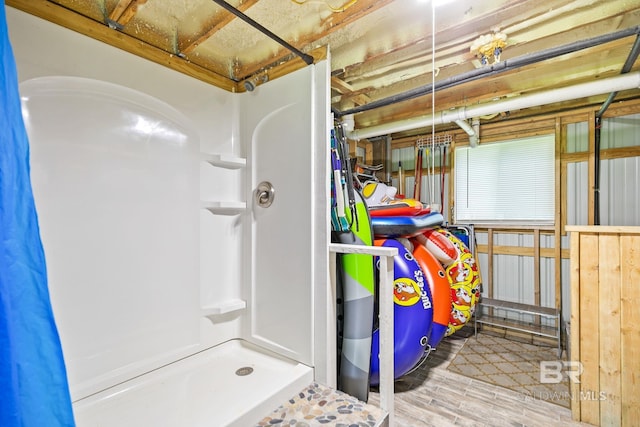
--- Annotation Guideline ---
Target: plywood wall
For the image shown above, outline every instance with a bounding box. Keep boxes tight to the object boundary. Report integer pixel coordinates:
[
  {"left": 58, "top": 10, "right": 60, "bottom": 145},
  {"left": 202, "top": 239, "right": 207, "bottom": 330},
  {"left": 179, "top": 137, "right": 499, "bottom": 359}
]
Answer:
[{"left": 567, "top": 226, "right": 640, "bottom": 426}]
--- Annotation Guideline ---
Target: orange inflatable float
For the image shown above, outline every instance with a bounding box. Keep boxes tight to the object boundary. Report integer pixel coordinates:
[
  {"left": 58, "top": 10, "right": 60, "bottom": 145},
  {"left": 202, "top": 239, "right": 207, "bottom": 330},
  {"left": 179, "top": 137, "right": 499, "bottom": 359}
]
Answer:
[
  {"left": 418, "top": 227, "right": 482, "bottom": 337},
  {"left": 414, "top": 229, "right": 457, "bottom": 265},
  {"left": 411, "top": 240, "right": 451, "bottom": 348},
  {"left": 435, "top": 228, "right": 481, "bottom": 336}
]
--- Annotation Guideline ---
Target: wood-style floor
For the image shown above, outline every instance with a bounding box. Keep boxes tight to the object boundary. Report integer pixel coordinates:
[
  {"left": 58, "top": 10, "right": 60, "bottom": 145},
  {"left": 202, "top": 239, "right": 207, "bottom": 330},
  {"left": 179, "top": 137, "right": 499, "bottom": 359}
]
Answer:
[{"left": 368, "top": 331, "right": 593, "bottom": 427}]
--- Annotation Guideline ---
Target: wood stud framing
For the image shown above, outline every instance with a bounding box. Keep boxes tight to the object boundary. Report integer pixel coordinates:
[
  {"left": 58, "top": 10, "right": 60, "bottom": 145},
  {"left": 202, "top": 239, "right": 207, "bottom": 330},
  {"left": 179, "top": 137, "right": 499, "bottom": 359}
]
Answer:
[
  {"left": 108, "top": 0, "right": 145, "bottom": 27},
  {"left": 360, "top": 98, "right": 640, "bottom": 332},
  {"left": 7, "top": 0, "right": 329, "bottom": 92},
  {"left": 178, "top": 0, "right": 261, "bottom": 55},
  {"left": 554, "top": 117, "right": 562, "bottom": 311}
]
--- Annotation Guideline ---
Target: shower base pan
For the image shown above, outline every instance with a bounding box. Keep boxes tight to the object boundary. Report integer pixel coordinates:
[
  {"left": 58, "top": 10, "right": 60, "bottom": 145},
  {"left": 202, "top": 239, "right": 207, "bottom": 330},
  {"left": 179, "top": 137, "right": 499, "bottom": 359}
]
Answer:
[{"left": 73, "top": 339, "right": 313, "bottom": 427}]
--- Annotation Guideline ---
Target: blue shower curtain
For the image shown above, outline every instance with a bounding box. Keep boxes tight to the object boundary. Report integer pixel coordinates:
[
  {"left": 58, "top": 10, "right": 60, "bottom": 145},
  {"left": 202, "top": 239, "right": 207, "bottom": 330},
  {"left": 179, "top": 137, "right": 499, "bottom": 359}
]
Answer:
[{"left": 0, "top": 3, "right": 75, "bottom": 426}]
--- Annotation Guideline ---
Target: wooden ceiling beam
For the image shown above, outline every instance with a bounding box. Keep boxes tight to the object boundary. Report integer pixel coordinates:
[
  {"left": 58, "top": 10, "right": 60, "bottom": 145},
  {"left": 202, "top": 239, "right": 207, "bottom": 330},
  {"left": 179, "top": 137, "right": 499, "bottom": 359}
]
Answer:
[
  {"left": 108, "top": 0, "right": 147, "bottom": 27},
  {"left": 108, "top": 0, "right": 133, "bottom": 22},
  {"left": 337, "top": 0, "right": 538, "bottom": 84},
  {"left": 179, "top": 0, "right": 261, "bottom": 55},
  {"left": 318, "top": 0, "right": 394, "bottom": 33},
  {"left": 7, "top": 0, "right": 239, "bottom": 92},
  {"left": 331, "top": 77, "right": 371, "bottom": 106},
  {"left": 234, "top": 0, "right": 392, "bottom": 79},
  {"left": 256, "top": 46, "right": 328, "bottom": 92},
  {"left": 232, "top": 45, "right": 327, "bottom": 93},
  {"left": 339, "top": 17, "right": 637, "bottom": 118}
]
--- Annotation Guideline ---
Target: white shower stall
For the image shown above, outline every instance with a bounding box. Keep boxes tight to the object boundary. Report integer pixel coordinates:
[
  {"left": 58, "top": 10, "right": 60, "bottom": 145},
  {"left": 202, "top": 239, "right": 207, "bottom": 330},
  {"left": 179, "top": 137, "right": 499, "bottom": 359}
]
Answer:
[{"left": 8, "top": 6, "right": 331, "bottom": 426}]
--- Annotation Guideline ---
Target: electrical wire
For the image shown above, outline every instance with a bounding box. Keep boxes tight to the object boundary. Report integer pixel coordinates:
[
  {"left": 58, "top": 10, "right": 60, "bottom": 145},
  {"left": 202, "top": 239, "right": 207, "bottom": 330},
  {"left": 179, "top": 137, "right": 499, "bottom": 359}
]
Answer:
[{"left": 290, "top": 0, "right": 357, "bottom": 13}]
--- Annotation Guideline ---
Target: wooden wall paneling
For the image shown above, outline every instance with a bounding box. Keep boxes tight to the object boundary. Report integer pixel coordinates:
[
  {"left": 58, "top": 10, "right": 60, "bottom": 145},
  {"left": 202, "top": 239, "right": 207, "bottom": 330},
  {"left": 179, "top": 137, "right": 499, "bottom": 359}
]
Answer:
[
  {"left": 569, "top": 230, "right": 581, "bottom": 421},
  {"left": 475, "top": 243, "right": 568, "bottom": 259},
  {"left": 391, "top": 99, "right": 638, "bottom": 154},
  {"left": 475, "top": 226, "right": 556, "bottom": 232},
  {"left": 601, "top": 97, "right": 640, "bottom": 118},
  {"left": 561, "top": 112, "right": 590, "bottom": 126},
  {"left": 601, "top": 145, "right": 640, "bottom": 160},
  {"left": 477, "top": 117, "right": 556, "bottom": 143},
  {"left": 620, "top": 235, "right": 640, "bottom": 427},
  {"left": 561, "top": 146, "right": 640, "bottom": 166},
  {"left": 568, "top": 227, "right": 640, "bottom": 426},
  {"left": 598, "top": 234, "right": 621, "bottom": 427},
  {"left": 562, "top": 152, "right": 588, "bottom": 163},
  {"left": 578, "top": 232, "right": 600, "bottom": 425}
]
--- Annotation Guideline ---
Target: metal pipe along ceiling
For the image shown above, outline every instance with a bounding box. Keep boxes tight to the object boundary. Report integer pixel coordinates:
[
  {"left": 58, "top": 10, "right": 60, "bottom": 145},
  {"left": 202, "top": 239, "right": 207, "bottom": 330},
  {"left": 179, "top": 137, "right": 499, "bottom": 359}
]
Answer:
[
  {"left": 347, "top": 71, "right": 640, "bottom": 140},
  {"left": 454, "top": 119, "right": 477, "bottom": 147},
  {"left": 596, "top": 33, "right": 640, "bottom": 118},
  {"left": 593, "top": 33, "right": 640, "bottom": 224},
  {"left": 336, "top": 25, "right": 640, "bottom": 118},
  {"left": 210, "top": 0, "right": 314, "bottom": 67}
]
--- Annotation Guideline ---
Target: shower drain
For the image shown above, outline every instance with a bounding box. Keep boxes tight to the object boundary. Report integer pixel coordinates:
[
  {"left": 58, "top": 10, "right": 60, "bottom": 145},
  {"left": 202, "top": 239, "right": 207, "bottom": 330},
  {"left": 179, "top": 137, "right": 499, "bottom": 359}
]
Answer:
[{"left": 235, "top": 366, "right": 254, "bottom": 376}]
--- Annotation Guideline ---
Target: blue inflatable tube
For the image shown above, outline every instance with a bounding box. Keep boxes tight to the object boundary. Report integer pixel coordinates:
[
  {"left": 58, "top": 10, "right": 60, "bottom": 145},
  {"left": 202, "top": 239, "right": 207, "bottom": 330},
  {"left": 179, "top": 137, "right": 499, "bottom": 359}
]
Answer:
[
  {"left": 371, "top": 212, "right": 444, "bottom": 238},
  {"left": 370, "top": 238, "right": 433, "bottom": 385}
]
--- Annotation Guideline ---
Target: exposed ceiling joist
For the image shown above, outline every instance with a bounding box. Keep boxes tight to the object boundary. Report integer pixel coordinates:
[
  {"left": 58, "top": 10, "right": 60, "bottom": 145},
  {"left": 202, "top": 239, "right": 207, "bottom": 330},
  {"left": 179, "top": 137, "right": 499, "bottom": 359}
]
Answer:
[
  {"left": 8, "top": 0, "right": 640, "bottom": 136},
  {"left": 108, "top": 0, "right": 146, "bottom": 27},
  {"left": 179, "top": 0, "right": 260, "bottom": 55}
]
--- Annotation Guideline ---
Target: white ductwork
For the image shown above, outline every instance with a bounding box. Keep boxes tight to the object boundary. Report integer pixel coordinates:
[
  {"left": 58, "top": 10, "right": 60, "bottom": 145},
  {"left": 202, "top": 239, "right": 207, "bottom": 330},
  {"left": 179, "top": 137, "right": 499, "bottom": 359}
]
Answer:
[
  {"left": 342, "top": 114, "right": 355, "bottom": 132},
  {"left": 347, "top": 71, "right": 640, "bottom": 141},
  {"left": 472, "top": 118, "right": 480, "bottom": 146},
  {"left": 454, "top": 119, "right": 478, "bottom": 147}
]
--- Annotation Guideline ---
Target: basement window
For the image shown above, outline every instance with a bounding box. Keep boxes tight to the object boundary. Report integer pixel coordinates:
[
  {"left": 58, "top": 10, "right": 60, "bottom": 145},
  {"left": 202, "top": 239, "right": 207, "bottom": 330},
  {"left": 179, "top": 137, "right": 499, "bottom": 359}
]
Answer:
[{"left": 454, "top": 134, "right": 555, "bottom": 224}]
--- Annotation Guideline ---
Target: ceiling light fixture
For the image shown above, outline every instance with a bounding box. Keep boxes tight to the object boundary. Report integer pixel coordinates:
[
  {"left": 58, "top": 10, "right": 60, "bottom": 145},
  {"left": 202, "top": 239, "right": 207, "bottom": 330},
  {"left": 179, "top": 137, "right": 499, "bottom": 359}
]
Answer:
[{"left": 470, "top": 32, "right": 508, "bottom": 65}]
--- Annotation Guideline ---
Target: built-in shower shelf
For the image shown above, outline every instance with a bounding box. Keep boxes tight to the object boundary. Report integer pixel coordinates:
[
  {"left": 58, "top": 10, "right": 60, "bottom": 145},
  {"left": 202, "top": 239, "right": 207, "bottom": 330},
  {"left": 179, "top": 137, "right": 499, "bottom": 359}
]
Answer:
[
  {"left": 202, "top": 299, "right": 247, "bottom": 316},
  {"left": 202, "top": 153, "right": 246, "bottom": 169},
  {"left": 201, "top": 201, "right": 246, "bottom": 214}
]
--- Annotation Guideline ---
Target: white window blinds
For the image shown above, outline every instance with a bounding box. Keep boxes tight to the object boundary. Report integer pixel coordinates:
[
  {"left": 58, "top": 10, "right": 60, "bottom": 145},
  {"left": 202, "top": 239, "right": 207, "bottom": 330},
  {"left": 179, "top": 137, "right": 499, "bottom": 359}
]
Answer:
[{"left": 455, "top": 135, "right": 555, "bottom": 223}]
